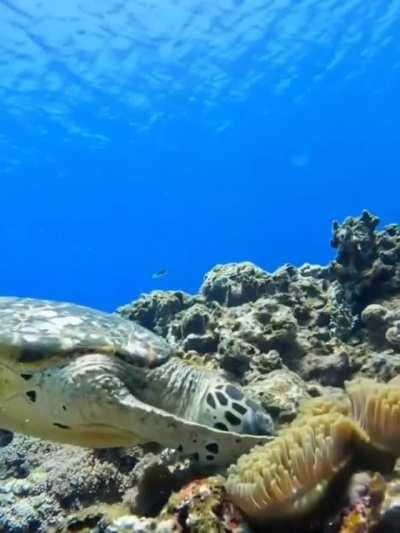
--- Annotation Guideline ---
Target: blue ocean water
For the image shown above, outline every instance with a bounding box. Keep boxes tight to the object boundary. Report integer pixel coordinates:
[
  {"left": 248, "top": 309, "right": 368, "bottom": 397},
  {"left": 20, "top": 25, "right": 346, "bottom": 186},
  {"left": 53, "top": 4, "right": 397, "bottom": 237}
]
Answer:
[{"left": 0, "top": 0, "right": 399, "bottom": 311}]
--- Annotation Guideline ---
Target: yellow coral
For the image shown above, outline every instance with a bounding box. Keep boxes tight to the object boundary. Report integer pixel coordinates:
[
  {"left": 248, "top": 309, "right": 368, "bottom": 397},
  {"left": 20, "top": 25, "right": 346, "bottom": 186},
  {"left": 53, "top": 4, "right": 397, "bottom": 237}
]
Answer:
[{"left": 226, "top": 413, "right": 364, "bottom": 522}]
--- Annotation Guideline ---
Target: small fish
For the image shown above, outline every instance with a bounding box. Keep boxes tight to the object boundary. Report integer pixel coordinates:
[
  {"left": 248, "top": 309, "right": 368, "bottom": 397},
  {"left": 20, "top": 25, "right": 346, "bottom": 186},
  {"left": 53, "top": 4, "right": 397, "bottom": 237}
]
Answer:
[
  {"left": 0, "top": 429, "right": 13, "bottom": 447},
  {"left": 152, "top": 269, "right": 168, "bottom": 280}
]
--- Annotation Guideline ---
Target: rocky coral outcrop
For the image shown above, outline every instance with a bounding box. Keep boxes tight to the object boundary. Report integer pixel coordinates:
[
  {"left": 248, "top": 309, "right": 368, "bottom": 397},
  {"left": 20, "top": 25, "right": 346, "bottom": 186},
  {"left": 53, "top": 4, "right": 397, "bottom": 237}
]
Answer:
[
  {"left": 119, "top": 211, "right": 400, "bottom": 398},
  {"left": 0, "top": 437, "right": 189, "bottom": 532},
  {"left": 159, "top": 476, "right": 253, "bottom": 533},
  {"left": 244, "top": 369, "right": 309, "bottom": 423},
  {"left": 200, "top": 262, "right": 272, "bottom": 306},
  {"left": 330, "top": 211, "right": 400, "bottom": 337},
  {"left": 118, "top": 291, "right": 194, "bottom": 338}
]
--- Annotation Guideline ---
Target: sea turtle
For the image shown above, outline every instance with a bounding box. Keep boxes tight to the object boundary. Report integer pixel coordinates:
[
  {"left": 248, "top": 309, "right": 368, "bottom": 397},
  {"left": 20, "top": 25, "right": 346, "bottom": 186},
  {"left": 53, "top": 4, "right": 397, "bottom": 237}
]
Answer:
[{"left": 0, "top": 297, "right": 273, "bottom": 465}]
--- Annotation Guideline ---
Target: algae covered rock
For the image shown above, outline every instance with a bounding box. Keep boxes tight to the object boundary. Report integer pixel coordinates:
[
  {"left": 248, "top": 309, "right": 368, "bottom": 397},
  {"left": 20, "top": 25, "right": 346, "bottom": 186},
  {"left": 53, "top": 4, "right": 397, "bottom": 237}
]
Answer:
[
  {"left": 361, "top": 303, "right": 388, "bottom": 330},
  {"left": 106, "top": 515, "right": 177, "bottom": 532},
  {"left": 118, "top": 290, "right": 193, "bottom": 336},
  {"left": 358, "top": 350, "right": 400, "bottom": 381},
  {"left": 331, "top": 210, "right": 380, "bottom": 280},
  {"left": 216, "top": 298, "right": 302, "bottom": 379},
  {"left": 299, "top": 350, "right": 351, "bottom": 387},
  {"left": 331, "top": 210, "right": 400, "bottom": 307},
  {"left": 160, "top": 476, "right": 252, "bottom": 533},
  {"left": 124, "top": 453, "right": 193, "bottom": 518},
  {"left": 200, "top": 262, "right": 272, "bottom": 306},
  {"left": 0, "top": 435, "right": 173, "bottom": 532},
  {"left": 386, "top": 321, "right": 400, "bottom": 349},
  {"left": 244, "top": 369, "right": 309, "bottom": 423}
]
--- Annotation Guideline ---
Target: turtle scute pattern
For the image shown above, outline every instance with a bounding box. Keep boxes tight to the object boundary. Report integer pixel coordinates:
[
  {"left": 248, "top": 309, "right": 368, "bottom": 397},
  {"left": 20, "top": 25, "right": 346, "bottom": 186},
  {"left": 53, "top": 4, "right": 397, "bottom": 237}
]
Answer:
[
  {"left": 0, "top": 297, "right": 171, "bottom": 368},
  {"left": 225, "top": 376, "right": 400, "bottom": 523}
]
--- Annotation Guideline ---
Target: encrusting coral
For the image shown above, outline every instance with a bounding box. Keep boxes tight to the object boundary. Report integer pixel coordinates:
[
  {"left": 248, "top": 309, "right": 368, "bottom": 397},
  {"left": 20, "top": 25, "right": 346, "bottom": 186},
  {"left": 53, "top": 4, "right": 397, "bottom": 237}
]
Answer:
[{"left": 225, "top": 376, "right": 400, "bottom": 525}]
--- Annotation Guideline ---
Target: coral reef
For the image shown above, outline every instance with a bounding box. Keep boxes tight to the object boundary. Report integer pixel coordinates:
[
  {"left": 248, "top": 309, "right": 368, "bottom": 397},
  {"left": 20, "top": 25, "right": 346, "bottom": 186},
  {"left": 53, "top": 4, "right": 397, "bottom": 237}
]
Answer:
[
  {"left": 2, "top": 211, "right": 400, "bottom": 532},
  {"left": 0, "top": 437, "right": 185, "bottom": 531},
  {"left": 118, "top": 291, "right": 194, "bottom": 338},
  {"left": 200, "top": 262, "right": 272, "bottom": 306},
  {"left": 121, "top": 211, "right": 400, "bottom": 394}
]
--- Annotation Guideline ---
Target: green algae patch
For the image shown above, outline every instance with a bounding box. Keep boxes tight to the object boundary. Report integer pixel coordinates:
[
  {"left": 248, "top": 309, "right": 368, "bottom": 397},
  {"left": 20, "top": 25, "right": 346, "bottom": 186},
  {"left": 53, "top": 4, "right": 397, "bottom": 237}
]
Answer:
[{"left": 61, "top": 502, "right": 129, "bottom": 532}]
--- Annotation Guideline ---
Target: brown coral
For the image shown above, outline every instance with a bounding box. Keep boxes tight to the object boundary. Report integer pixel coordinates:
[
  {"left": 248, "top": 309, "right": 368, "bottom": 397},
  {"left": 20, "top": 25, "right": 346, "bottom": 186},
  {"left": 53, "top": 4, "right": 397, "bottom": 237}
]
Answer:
[{"left": 225, "top": 413, "right": 365, "bottom": 523}]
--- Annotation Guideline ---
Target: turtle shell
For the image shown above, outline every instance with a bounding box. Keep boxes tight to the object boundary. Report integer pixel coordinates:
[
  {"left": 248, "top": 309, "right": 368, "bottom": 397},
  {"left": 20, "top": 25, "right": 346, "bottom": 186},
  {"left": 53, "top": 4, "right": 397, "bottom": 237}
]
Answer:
[{"left": 0, "top": 297, "right": 172, "bottom": 370}]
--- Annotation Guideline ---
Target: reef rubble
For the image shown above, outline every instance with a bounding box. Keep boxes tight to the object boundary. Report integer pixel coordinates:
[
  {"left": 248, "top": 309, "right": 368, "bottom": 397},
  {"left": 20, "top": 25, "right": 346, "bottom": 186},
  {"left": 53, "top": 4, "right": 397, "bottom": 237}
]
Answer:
[{"left": 2, "top": 211, "right": 400, "bottom": 532}]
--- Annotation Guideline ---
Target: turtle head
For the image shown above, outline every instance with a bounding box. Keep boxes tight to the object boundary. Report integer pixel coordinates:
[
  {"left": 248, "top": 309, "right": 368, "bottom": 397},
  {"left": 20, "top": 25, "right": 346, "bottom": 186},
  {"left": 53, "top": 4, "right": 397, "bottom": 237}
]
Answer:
[
  {"left": 244, "top": 400, "right": 274, "bottom": 435},
  {"left": 202, "top": 382, "right": 275, "bottom": 436}
]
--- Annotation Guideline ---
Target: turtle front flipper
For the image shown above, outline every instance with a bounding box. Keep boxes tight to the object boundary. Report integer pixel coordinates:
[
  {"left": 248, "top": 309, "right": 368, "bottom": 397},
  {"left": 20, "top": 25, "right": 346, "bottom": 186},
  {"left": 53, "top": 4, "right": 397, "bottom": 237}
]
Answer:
[
  {"left": 0, "top": 353, "right": 149, "bottom": 448},
  {"left": 118, "top": 393, "right": 273, "bottom": 466}
]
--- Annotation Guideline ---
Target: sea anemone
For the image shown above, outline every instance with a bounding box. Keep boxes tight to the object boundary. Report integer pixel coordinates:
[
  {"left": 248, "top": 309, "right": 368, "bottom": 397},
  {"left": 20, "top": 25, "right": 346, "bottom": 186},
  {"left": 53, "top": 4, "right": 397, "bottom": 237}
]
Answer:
[
  {"left": 296, "top": 392, "right": 352, "bottom": 420},
  {"left": 225, "top": 413, "right": 364, "bottom": 522},
  {"left": 225, "top": 377, "right": 400, "bottom": 524},
  {"left": 346, "top": 377, "right": 400, "bottom": 456}
]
